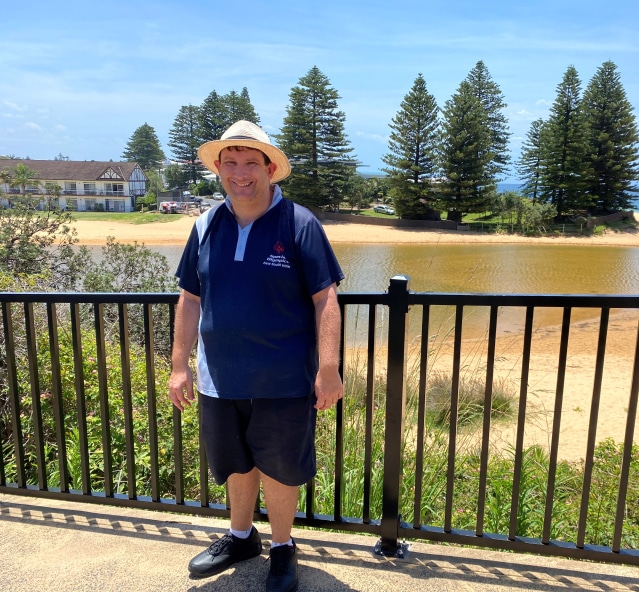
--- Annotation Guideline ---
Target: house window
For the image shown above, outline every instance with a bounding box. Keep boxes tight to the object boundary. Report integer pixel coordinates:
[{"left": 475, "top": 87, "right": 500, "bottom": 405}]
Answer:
[
  {"left": 84, "top": 183, "right": 97, "bottom": 195},
  {"left": 85, "top": 198, "right": 96, "bottom": 210},
  {"left": 105, "top": 183, "right": 124, "bottom": 195},
  {"left": 66, "top": 198, "right": 78, "bottom": 211},
  {"left": 65, "top": 182, "right": 77, "bottom": 195}
]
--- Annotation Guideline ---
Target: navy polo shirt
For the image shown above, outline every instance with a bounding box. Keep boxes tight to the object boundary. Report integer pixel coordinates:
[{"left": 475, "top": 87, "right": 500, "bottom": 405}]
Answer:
[{"left": 176, "top": 187, "right": 344, "bottom": 399}]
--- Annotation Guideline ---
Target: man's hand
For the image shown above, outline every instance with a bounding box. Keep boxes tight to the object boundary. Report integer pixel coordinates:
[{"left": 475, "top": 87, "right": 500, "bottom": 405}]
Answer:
[
  {"left": 314, "top": 367, "right": 343, "bottom": 410},
  {"left": 168, "top": 366, "right": 196, "bottom": 411}
]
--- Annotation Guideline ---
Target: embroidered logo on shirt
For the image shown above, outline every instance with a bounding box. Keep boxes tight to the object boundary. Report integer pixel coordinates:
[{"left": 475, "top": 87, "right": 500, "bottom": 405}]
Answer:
[{"left": 263, "top": 241, "right": 291, "bottom": 268}]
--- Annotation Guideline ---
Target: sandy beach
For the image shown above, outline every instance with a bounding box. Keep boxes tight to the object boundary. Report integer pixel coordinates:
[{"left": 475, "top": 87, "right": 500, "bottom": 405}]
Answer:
[
  {"left": 68, "top": 215, "right": 639, "bottom": 462},
  {"left": 68, "top": 213, "right": 639, "bottom": 247}
]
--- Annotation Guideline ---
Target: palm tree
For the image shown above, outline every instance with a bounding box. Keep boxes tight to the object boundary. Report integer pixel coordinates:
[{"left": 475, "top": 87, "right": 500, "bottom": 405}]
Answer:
[
  {"left": 10, "top": 163, "right": 40, "bottom": 194},
  {"left": 0, "top": 167, "right": 12, "bottom": 194}
]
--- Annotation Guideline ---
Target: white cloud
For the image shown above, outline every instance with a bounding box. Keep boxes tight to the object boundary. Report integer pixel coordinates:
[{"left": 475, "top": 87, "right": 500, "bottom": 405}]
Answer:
[
  {"left": 355, "top": 131, "right": 388, "bottom": 143},
  {"left": 25, "top": 122, "right": 43, "bottom": 131},
  {"left": 4, "top": 100, "right": 28, "bottom": 112}
]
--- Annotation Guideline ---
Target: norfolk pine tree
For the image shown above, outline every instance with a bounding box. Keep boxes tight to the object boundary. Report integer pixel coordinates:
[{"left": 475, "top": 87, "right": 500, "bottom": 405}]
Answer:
[
  {"left": 121, "top": 123, "right": 165, "bottom": 171},
  {"left": 582, "top": 61, "right": 639, "bottom": 212},
  {"left": 276, "top": 66, "right": 355, "bottom": 210},
  {"left": 439, "top": 80, "right": 494, "bottom": 223},
  {"left": 199, "top": 88, "right": 261, "bottom": 143},
  {"left": 198, "top": 90, "right": 228, "bottom": 143},
  {"left": 382, "top": 73, "right": 441, "bottom": 220},
  {"left": 517, "top": 118, "right": 545, "bottom": 202},
  {"left": 168, "top": 105, "right": 202, "bottom": 185},
  {"left": 539, "top": 66, "right": 591, "bottom": 218},
  {"left": 465, "top": 61, "right": 511, "bottom": 181},
  {"left": 226, "top": 88, "right": 260, "bottom": 124}
]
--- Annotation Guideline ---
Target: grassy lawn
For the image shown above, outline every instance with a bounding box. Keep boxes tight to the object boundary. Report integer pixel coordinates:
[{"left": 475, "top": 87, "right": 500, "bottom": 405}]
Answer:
[{"left": 69, "top": 211, "right": 184, "bottom": 225}]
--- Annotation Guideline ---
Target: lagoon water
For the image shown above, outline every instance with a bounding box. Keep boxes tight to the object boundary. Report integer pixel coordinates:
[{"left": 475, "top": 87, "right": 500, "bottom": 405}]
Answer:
[
  {"left": 124, "top": 241, "right": 639, "bottom": 296},
  {"left": 84, "top": 239, "right": 639, "bottom": 342}
]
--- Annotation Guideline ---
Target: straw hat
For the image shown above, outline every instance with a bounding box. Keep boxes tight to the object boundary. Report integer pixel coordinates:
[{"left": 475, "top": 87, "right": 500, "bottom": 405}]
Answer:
[{"left": 197, "top": 120, "right": 291, "bottom": 183}]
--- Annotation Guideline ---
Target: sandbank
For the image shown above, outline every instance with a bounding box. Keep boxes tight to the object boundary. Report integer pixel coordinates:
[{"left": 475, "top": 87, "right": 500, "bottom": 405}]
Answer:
[{"left": 67, "top": 214, "right": 639, "bottom": 247}]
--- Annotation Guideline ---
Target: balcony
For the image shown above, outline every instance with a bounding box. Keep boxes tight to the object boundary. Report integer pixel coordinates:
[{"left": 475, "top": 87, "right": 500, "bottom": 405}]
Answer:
[{"left": 1, "top": 281, "right": 638, "bottom": 581}]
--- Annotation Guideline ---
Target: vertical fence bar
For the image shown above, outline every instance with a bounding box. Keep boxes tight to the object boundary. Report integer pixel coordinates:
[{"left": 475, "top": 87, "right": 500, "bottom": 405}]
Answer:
[
  {"left": 476, "top": 305, "right": 499, "bottom": 536},
  {"left": 444, "top": 305, "right": 464, "bottom": 532},
  {"left": 377, "top": 276, "right": 410, "bottom": 556},
  {"left": 198, "top": 394, "right": 210, "bottom": 508},
  {"left": 363, "top": 303, "right": 377, "bottom": 524},
  {"left": 24, "top": 302, "right": 46, "bottom": 489},
  {"left": 577, "top": 308, "right": 609, "bottom": 548},
  {"left": 118, "top": 303, "right": 136, "bottom": 498},
  {"left": 94, "top": 303, "right": 113, "bottom": 497},
  {"left": 509, "top": 306, "right": 534, "bottom": 540},
  {"left": 168, "top": 301, "right": 185, "bottom": 505},
  {"left": 144, "top": 303, "right": 160, "bottom": 501},
  {"left": 70, "top": 302, "right": 91, "bottom": 494},
  {"left": 543, "top": 307, "right": 572, "bottom": 544},
  {"left": 47, "top": 302, "right": 69, "bottom": 493},
  {"left": 332, "top": 299, "right": 347, "bottom": 522},
  {"left": 412, "top": 304, "right": 430, "bottom": 528},
  {"left": 612, "top": 320, "right": 639, "bottom": 552},
  {"left": 2, "top": 302, "right": 26, "bottom": 487}
]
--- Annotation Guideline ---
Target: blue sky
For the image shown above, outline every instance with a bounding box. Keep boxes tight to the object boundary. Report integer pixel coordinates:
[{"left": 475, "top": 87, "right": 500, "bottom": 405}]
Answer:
[{"left": 2, "top": 1, "right": 638, "bottom": 182}]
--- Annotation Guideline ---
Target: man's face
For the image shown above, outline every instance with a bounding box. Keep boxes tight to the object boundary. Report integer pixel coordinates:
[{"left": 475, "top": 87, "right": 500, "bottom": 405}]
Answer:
[{"left": 215, "top": 147, "right": 277, "bottom": 206}]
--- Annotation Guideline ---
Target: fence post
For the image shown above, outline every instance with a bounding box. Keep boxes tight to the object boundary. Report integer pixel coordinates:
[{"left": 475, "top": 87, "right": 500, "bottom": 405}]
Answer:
[{"left": 376, "top": 275, "right": 410, "bottom": 557}]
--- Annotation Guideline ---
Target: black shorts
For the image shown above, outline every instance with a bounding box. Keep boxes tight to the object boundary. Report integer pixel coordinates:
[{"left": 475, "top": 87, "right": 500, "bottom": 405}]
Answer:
[{"left": 200, "top": 394, "right": 318, "bottom": 486}]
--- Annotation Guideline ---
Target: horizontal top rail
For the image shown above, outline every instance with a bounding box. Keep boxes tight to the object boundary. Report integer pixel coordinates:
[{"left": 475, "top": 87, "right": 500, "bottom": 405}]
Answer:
[
  {"left": 2, "top": 290, "right": 638, "bottom": 308},
  {"left": 409, "top": 292, "right": 639, "bottom": 308}
]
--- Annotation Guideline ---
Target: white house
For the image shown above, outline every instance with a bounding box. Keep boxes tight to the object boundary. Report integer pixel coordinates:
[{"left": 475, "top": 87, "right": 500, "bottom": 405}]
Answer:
[{"left": 0, "top": 160, "right": 147, "bottom": 212}]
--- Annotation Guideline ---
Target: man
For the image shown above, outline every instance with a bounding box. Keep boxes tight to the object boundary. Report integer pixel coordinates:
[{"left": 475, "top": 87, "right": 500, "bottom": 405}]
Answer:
[{"left": 168, "top": 120, "right": 344, "bottom": 592}]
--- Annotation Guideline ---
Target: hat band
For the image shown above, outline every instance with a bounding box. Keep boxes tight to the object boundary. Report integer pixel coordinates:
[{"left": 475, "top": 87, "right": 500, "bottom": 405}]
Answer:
[{"left": 224, "top": 134, "right": 266, "bottom": 142}]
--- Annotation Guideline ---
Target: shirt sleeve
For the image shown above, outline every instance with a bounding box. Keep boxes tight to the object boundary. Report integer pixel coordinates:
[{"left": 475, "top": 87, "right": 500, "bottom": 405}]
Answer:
[
  {"left": 175, "top": 223, "right": 202, "bottom": 297},
  {"left": 296, "top": 214, "right": 345, "bottom": 296}
]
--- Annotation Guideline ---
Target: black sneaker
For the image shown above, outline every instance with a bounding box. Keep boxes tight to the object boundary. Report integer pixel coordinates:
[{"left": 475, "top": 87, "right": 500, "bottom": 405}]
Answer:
[
  {"left": 188, "top": 526, "right": 262, "bottom": 578},
  {"left": 265, "top": 541, "right": 298, "bottom": 592}
]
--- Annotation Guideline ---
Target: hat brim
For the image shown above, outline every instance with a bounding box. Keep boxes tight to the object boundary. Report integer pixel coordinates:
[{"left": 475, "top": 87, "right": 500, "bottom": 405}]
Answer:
[{"left": 198, "top": 139, "right": 291, "bottom": 183}]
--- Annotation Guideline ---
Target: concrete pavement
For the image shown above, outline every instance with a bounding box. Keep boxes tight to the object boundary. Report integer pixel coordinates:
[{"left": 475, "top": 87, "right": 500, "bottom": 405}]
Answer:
[{"left": 1, "top": 492, "right": 637, "bottom": 591}]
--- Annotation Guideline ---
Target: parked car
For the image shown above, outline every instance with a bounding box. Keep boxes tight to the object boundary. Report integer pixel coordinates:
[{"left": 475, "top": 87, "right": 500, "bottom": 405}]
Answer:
[
  {"left": 374, "top": 204, "right": 395, "bottom": 215},
  {"left": 200, "top": 202, "right": 212, "bottom": 213},
  {"left": 212, "top": 192, "right": 224, "bottom": 201}
]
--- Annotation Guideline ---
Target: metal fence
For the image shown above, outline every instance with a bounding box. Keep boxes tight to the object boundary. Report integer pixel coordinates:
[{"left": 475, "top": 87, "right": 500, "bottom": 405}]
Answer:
[{"left": 0, "top": 282, "right": 638, "bottom": 566}]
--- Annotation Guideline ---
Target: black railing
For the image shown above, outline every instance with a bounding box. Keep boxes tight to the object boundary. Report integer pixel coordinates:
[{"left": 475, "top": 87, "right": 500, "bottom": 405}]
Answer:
[{"left": 0, "top": 282, "right": 638, "bottom": 566}]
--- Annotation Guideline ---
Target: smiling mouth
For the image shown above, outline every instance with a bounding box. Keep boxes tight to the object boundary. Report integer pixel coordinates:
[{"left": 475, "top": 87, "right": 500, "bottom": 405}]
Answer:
[{"left": 234, "top": 181, "right": 252, "bottom": 187}]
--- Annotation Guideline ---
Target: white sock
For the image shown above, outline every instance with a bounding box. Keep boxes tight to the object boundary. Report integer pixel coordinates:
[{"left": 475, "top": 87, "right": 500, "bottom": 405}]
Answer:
[
  {"left": 271, "top": 538, "right": 293, "bottom": 548},
  {"left": 230, "top": 526, "right": 253, "bottom": 539}
]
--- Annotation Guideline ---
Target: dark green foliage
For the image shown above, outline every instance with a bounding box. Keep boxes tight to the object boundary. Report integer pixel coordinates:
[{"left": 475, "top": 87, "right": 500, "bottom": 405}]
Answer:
[
  {"left": 382, "top": 73, "right": 441, "bottom": 220},
  {"left": 538, "top": 66, "right": 591, "bottom": 217},
  {"left": 517, "top": 119, "right": 545, "bottom": 201},
  {"left": 198, "top": 87, "right": 260, "bottom": 143},
  {"left": 1, "top": 324, "right": 212, "bottom": 501},
  {"left": 439, "top": 81, "right": 495, "bottom": 223},
  {"left": 8, "top": 162, "right": 39, "bottom": 193},
  {"left": 0, "top": 194, "right": 80, "bottom": 291},
  {"left": 276, "top": 66, "right": 356, "bottom": 210},
  {"left": 163, "top": 162, "right": 189, "bottom": 189},
  {"left": 465, "top": 61, "right": 511, "bottom": 181},
  {"left": 121, "top": 123, "right": 165, "bottom": 171},
  {"left": 582, "top": 61, "right": 639, "bottom": 213},
  {"left": 168, "top": 105, "right": 202, "bottom": 185}
]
